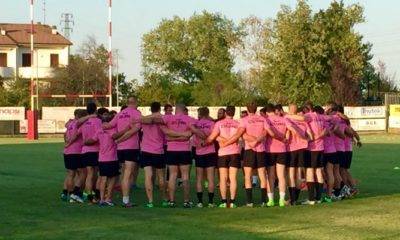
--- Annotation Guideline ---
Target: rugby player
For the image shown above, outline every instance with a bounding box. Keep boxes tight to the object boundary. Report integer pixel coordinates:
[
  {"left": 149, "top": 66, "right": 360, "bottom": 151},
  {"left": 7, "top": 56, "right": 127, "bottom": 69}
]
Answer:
[
  {"left": 206, "top": 106, "right": 241, "bottom": 208},
  {"left": 285, "top": 104, "right": 313, "bottom": 205},
  {"left": 264, "top": 104, "right": 289, "bottom": 207},
  {"left": 104, "top": 97, "right": 142, "bottom": 208},
  {"left": 193, "top": 107, "right": 217, "bottom": 208}
]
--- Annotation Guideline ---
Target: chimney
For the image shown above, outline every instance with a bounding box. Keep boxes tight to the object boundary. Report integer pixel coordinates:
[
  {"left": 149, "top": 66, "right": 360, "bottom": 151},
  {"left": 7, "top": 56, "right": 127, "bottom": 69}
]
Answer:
[
  {"left": 0, "top": 29, "right": 5, "bottom": 36},
  {"left": 51, "top": 27, "right": 58, "bottom": 35}
]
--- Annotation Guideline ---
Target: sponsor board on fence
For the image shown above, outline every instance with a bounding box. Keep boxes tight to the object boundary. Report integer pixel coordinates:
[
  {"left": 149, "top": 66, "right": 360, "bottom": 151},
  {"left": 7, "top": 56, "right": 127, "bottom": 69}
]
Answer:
[
  {"left": 0, "top": 107, "right": 25, "bottom": 120},
  {"left": 389, "top": 116, "right": 400, "bottom": 129},
  {"left": 42, "top": 107, "right": 83, "bottom": 133},
  {"left": 20, "top": 119, "right": 57, "bottom": 133},
  {"left": 344, "top": 106, "right": 386, "bottom": 119},
  {"left": 389, "top": 105, "right": 400, "bottom": 117},
  {"left": 22, "top": 105, "right": 389, "bottom": 133},
  {"left": 349, "top": 118, "right": 386, "bottom": 131}
]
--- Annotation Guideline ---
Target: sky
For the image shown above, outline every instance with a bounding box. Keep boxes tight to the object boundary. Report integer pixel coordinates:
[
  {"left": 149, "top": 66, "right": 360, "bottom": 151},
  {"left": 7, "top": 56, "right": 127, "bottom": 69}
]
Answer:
[{"left": 1, "top": 0, "right": 400, "bottom": 84}]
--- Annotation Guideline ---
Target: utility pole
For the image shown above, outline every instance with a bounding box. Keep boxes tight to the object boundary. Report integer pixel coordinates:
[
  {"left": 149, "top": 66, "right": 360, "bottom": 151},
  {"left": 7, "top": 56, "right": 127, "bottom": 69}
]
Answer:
[
  {"left": 60, "top": 13, "right": 74, "bottom": 40},
  {"left": 42, "top": 0, "right": 46, "bottom": 24}
]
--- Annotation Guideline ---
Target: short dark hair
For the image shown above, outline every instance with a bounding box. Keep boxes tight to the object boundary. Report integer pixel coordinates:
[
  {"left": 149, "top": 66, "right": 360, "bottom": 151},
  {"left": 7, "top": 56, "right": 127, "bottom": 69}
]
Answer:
[
  {"left": 314, "top": 105, "right": 324, "bottom": 114},
  {"left": 97, "top": 107, "right": 109, "bottom": 116},
  {"left": 337, "top": 104, "right": 344, "bottom": 114},
  {"left": 275, "top": 104, "right": 283, "bottom": 111},
  {"left": 150, "top": 102, "right": 161, "bottom": 113},
  {"left": 326, "top": 101, "right": 338, "bottom": 111},
  {"left": 86, "top": 102, "right": 97, "bottom": 114},
  {"left": 304, "top": 101, "right": 313, "bottom": 112},
  {"left": 226, "top": 106, "right": 236, "bottom": 117},
  {"left": 164, "top": 104, "right": 173, "bottom": 111},
  {"left": 74, "top": 109, "right": 80, "bottom": 117},
  {"left": 198, "top": 107, "right": 209, "bottom": 118},
  {"left": 246, "top": 102, "right": 257, "bottom": 114},
  {"left": 259, "top": 107, "right": 267, "bottom": 114},
  {"left": 110, "top": 110, "right": 117, "bottom": 116},
  {"left": 265, "top": 103, "right": 275, "bottom": 113},
  {"left": 76, "top": 109, "right": 87, "bottom": 118}
]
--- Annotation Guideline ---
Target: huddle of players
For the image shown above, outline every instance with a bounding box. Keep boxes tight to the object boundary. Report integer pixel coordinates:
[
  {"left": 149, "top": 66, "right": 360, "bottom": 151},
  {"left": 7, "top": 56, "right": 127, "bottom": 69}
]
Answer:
[{"left": 62, "top": 97, "right": 361, "bottom": 208}]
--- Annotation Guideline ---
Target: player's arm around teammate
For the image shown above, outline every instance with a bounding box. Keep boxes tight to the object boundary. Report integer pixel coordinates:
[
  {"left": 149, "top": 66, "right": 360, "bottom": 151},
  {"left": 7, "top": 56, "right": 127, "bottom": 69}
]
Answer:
[{"left": 192, "top": 107, "right": 217, "bottom": 208}]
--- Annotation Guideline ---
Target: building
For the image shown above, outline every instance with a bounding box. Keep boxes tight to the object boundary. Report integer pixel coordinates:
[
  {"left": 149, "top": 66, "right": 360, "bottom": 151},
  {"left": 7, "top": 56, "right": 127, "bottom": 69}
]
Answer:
[{"left": 0, "top": 23, "right": 72, "bottom": 79}]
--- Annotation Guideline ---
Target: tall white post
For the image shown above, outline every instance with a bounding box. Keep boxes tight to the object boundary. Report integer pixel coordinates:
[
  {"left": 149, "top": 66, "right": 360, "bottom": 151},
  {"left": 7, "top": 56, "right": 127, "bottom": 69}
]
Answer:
[
  {"left": 30, "top": 0, "right": 34, "bottom": 110},
  {"left": 108, "top": 0, "right": 113, "bottom": 107}
]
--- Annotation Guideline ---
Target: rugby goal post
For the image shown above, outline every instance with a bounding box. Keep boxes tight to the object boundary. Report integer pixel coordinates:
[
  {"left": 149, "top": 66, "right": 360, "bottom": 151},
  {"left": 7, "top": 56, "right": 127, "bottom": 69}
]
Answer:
[{"left": 27, "top": 0, "right": 113, "bottom": 140}]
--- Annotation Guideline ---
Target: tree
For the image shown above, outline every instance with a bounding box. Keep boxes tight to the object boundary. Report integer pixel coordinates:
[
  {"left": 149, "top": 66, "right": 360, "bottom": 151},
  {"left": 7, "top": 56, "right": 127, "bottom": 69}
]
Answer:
[
  {"left": 313, "top": 1, "right": 367, "bottom": 105},
  {"left": 112, "top": 73, "right": 138, "bottom": 106},
  {"left": 141, "top": 11, "right": 243, "bottom": 105},
  {"left": 252, "top": 0, "right": 370, "bottom": 105},
  {"left": 0, "top": 77, "right": 30, "bottom": 107},
  {"left": 375, "top": 61, "right": 398, "bottom": 93},
  {"left": 46, "top": 36, "right": 109, "bottom": 106}
]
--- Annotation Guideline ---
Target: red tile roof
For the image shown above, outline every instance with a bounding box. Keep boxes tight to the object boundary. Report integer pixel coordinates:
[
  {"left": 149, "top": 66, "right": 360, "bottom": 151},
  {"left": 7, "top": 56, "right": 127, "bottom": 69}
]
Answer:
[{"left": 0, "top": 23, "right": 72, "bottom": 46}]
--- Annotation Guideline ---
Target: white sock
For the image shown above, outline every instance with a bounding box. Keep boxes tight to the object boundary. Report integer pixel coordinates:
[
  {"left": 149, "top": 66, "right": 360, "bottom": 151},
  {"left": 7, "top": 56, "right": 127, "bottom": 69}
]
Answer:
[
  {"left": 252, "top": 176, "right": 258, "bottom": 184},
  {"left": 279, "top": 192, "right": 286, "bottom": 200},
  {"left": 267, "top": 193, "right": 274, "bottom": 201},
  {"left": 122, "top": 196, "right": 130, "bottom": 204}
]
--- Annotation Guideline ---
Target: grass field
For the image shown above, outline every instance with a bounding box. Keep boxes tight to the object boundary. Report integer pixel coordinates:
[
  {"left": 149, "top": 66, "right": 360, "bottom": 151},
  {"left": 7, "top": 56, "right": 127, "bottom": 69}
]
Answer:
[{"left": 1, "top": 134, "right": 400, "bottom": 240}]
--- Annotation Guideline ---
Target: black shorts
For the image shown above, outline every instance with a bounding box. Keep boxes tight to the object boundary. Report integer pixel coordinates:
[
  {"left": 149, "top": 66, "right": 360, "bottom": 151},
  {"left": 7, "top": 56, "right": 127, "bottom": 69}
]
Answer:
[
  {"left": 141, "top": 152, "right": 166, "bottom": 169},
  {"left": 341, "top": 151, "right": 353, "bottom": 169},
  {"left": 240, "top": 148, "right": 245, "bottom": 161},
  {"left": 217, "top": 154, "right": 241, "bottom": 168},
  {"left": 304, "top": 151, "right": 323, "bottom": 168},
  {"left": 64, "top": 154, "right": 83, "bottom": 170},
  {"left": 336, "top": 151, "right": 346, "bottom": 167},
  {"left": 267, "top": 152, "right": 288, "bottom": 166},
  {"left": 166, "top": 151, "right": 192, "bottom": 166},
  {"left": 195, "top": 153, "right": 217, "bottom": 168},
  {"left": 324, "top": 152, "right": 338, "bottom": 165},
  {"left": 82, "top": 152, "right": 99, "bottom": 167},
  {"left": 243, "top": 150, "right": 265, "bottom": 169},
  {"left": 117, "top": 149, "right": 140, "bottom": 163},
  {"left": 288, "top": 149, "right": 305, "bottom": 167},
  {"left": 98, "top": 161, "right": 120, "bottom": 177}
]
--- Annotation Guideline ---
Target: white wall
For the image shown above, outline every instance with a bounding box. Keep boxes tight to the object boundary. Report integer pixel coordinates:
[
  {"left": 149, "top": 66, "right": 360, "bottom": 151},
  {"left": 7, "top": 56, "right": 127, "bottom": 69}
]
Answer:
[
  {"left": 13, "top": 45, "right": 69, "bottom": 78},
  {"left": 0, "top": 47, "right": 16, "bottom": 78}
]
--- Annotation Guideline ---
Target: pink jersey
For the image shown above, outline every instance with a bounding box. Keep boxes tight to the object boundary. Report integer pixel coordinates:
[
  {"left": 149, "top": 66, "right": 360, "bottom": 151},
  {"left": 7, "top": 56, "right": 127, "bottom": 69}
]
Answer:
[
  {"left": 162, "top": 113, "right": 196, "bottom": 152},
  {"left": 109, "top": 107, "right": 142, "bottom": 150},
  {"left": 285, "top": 117, "right": 310, "bottom": 152},
  {"left": 79, "top": 117, "right": 102, "bottom": 153},
  {"left": 344, "top": 137, "right": 353, "bottom": 152},
  {"left": 141, "top": 120, "right": 165, "bottom": 154},
  {"left": 64, "top": 119, "right": 83, "bottom": 155},
  {"left": 212, "top": 118, "right": 240, "bottom": 156},
  {"left": 305, "top": 112, "right": 326, "bottom": 152},
  {"left": 239, "top": 114, "right": 269, "bottom": 152},
  {"left": 265, "top": 115, "right": 288, "bottom": 153},
  {"left": 92, "top": 128, "right": 118, "bottom": 162},
  {"left": 194, "top": 119, "right": 215, "bottom": 155},
  {"left": 333, "top": 115, "right": 346, "bottom": 152},
  {"left": 323, "top": 119, "right": 336, "bottom": 153}
]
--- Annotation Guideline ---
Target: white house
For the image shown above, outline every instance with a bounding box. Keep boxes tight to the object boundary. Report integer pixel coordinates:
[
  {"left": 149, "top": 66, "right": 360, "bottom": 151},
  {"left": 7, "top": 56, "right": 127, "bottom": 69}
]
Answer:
[{"left": 0, "top": 23, "right": 72, "bottom": 79}]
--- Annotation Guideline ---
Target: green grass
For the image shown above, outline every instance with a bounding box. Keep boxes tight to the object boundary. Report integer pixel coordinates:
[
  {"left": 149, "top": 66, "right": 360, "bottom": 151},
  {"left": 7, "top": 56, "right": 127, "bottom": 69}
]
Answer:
[{"left": 1, "top": 134, "right": 400, "bottom": 240}]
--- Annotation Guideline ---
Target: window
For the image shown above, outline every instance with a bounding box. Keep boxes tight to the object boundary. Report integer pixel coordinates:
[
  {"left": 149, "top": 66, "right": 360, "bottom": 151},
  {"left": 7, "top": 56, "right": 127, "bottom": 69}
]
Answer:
[
  {"left": 22, "top": 53, "right": 31, "bottom": 67},
  {"left": 50, "top": 54, "right": 59, "bottom": 67},
  {"left": 0, "top": 53, "right": 7, "bottom": 67}
]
